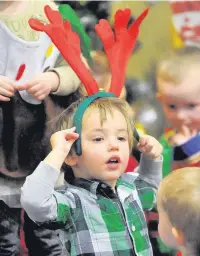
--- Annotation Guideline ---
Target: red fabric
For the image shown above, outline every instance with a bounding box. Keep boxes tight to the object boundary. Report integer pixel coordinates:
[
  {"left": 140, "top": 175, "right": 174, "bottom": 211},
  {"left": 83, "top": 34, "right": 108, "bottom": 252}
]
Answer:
[
  {"left": 164, "top": 127, "right": 173, "bottom": 133},
  {"left": 15, "top": 64, "right": 26, "bottom": 81},
  {"left": 20, "top": 210, "right": 28, "bottom": 256},
  {"left": 125, "top": 156, "right": 139, "bottom": 172}
]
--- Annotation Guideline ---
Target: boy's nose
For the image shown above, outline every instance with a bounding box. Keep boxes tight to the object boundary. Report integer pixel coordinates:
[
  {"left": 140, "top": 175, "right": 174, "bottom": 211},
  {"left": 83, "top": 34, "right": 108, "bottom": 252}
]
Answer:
[
  {"left": 107, "top": 140, "right": 119, "bottom": 152},
  {"left": 177, "top": 110, "right": 186, "bottom": 120}
]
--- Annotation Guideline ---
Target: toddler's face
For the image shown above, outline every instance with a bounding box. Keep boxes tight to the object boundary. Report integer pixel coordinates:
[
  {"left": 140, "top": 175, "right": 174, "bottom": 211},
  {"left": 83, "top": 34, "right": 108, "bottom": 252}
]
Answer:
[
  {"left": 158, "top": 72, "right": 200, "bottom": 130},
  {"left": 74, "top": 108, "right": 130, "bottom": 188}
]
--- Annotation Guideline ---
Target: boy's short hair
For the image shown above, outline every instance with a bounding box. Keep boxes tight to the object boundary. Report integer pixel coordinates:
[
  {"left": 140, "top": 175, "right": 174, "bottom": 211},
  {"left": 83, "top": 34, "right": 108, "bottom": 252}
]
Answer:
[
  {"left": 52, "top": 97, "right": 134, "bottom": 153},
  {"left": 157, "top": 46, "right": 200, "bottom": 88},
  {"left": 158, "top": 167, "right": 200, "bottom": 246}
]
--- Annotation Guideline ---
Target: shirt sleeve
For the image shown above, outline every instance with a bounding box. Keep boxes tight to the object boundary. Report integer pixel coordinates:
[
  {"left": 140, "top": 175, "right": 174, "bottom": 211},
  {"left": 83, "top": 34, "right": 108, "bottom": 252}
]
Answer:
[
  {"left": 49, "top": 55, "right": 89, "bottom": 96},
  {"left": 21, "top": 161, "right": 74, "bottom": 224},
  {"left": 134, "top": 153, "right": 163, "bottom": 211}
]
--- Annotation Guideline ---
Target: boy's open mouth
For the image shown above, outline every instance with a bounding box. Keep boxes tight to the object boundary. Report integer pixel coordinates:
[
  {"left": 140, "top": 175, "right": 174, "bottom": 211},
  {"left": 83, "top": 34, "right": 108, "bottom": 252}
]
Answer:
[{"left": 106, "top": 156, "right": 121, "bottom": 164}]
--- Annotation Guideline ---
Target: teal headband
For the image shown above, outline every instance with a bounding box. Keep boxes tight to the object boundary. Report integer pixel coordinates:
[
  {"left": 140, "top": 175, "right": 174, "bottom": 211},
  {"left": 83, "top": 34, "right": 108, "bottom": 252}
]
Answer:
[
  {"left": 73, "top": 91, "right": 115, "bottom": 156},
  {"left": 73, "top": 91, "right": 140, "bottom": 156}
]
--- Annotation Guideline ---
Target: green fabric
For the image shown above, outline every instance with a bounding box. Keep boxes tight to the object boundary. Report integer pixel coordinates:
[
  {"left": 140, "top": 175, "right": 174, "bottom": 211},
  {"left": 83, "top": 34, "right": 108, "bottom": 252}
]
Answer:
[
  {"left": 159, "top": 133, "right": 173, "bottom": 178},
  {"left": 57, "top": 203, "right": 70, "bottom": 223},
  {"left": 139, "top": 189, "right": 155, "bottom": 211},
  {"left": 58, "top": 4, "right": 92, "bottom": 63},
  {"left": 98, "top": 199, "right": 124, "bottom": 232}
]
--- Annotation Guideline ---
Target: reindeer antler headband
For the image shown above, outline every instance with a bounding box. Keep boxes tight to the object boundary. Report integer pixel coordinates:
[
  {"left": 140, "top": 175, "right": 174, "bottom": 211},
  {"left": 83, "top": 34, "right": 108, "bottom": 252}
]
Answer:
[{"left": 29, "top": 5, "right": 148, "bottom": 155}]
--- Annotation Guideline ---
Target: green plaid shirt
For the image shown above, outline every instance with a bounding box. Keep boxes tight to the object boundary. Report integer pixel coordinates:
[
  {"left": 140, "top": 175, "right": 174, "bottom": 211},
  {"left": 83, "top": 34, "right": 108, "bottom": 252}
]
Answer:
[{"left": 21, "top": 154, "right": 162, "bottom": 256}]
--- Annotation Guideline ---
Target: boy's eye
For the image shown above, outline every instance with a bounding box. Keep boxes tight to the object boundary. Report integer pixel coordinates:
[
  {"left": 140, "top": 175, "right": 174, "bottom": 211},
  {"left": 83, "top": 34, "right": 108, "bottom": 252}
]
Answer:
[
  {"left": 93, "top": 137, "right": 103, "bottom": 142},
  {"left": 187, "top": 103, "right": 197, "bottom": 109},
  {"left": 168, "top": 104, "right": 177, "bottom": 110},
  {"left": 118, "top": 136, "right": 126, "bottom": 141}
]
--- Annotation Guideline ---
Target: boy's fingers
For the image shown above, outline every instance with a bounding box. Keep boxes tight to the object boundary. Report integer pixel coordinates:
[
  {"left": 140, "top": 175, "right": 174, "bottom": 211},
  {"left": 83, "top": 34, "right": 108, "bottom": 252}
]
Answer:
[
  {"left": 139, "top": 144, "right": 152, "bottom": 154},
  {"left": 0, "top": 95, "right": 10, "bottom": 101},
  {"left": 1, "top": 83, "right": 15, "bottom": 92},
  {"left": 190, "top": 127, "right": 197, "bottom": 136},
  {"left": 32, "top": 91, "right": 47, "bottom": 100},
  {"left": 2, "top": 77, "right": 15, "bottom": 87},
  {"left": 34, "top": 87, "right": 49, "bottom": 98},
  {"left": 181, "top": 125, "right": 190, "bottom": 137},
  {"left": 137, "top": 136, "right": 147, "bottom": 147},
  {"left": 67, "top": 127, "right": 76, "bottom": 132},
  {"left": 0, "top": 88, "right": 14, "bottom": 97},
  {"left": 34, "top": 94, "right": 46, "bottom": 101},
  {"left": 17, "top": 79, "right": 38, "bottom": 91},
  {"left": 151, "top": 152, "right": 160, "bottom": 159},
  {"left": 145, "top": 144, "right": 154, "bottom": 153},
  {"left": 16, "top": 84, "right": 29, "bottom": 91},
  {"left": 27, "top": 84, "right": 42, "bottom": 94},
  {"left": 64, "top": 132, "right": 79, "bottom": 141}
]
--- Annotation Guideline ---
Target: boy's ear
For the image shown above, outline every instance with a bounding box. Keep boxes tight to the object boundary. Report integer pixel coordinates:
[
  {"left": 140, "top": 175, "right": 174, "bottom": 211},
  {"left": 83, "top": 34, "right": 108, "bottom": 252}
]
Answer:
[
  {"left": 172, "top": 227, "right": 184, "bottom": 246},
  {"left": 156, "top": 92, "right": 162, "bottom": 101},
  {"left": 156, "top": 92, "right": 161, "bottom": 100},
  {"left": 65, "top": 152, "right": 78, "bottom": 167}
]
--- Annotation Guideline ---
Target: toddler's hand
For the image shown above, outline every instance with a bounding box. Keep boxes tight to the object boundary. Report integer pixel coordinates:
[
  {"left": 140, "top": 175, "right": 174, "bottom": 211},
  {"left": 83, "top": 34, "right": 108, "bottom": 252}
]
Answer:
[
  {"left": 50, "top": 127, "right": 79, "bottom": 156},
  {"left": 0, "top": 76, "right": 16, "bottom": 101},
  {"left": 16, "top": 72, "right": 59, "bottom": 101},
  {"left": 170, "top": 125, "right": 197, "bottom": 145},
  {"left": 137, "top": 135, "right": 163, "bottom": 160}
]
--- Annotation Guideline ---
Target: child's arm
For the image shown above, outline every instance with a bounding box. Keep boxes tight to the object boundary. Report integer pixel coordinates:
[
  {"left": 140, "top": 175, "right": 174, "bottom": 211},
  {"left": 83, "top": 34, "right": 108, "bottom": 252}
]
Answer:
[
  {"left": 16, "top": 56, "right": 88, "bottom": 101},
  {"left": 49, "top": 55, "right": 88, "bottom": 96},
  {"left": 21, "top": 128, "right": 79, "bottom": 223},
  {"left": 135, "top": 135, "right": 163, "bottom": 188},
  {"left": 134, "top": 135, "right": 163, "bottom": 211}
]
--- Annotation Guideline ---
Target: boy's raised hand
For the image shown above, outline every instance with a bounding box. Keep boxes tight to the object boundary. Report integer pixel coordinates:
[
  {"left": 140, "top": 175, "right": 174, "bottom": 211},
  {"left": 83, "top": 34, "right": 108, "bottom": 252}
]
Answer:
[
  {"left": 44, "top": 127, "right": 79, "bottom": 170},
  {"left": 0, "top": 76, "right": 16, "bottom": 101},
  {"left": 137, "top": 135, "right": 163, "bottom": 160},
  {"left": 50, "top": 127, "right": 79, "bottom": 155}
]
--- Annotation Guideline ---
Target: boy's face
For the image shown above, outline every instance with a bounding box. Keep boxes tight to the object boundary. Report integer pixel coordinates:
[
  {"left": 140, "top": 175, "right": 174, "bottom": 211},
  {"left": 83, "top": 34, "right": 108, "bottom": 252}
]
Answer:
[
  {"left": 158, "top": 72, "right": 200, "bottom": 130},
  {"left": 73, "top": 108, "right": 130, "bottom": 188}
]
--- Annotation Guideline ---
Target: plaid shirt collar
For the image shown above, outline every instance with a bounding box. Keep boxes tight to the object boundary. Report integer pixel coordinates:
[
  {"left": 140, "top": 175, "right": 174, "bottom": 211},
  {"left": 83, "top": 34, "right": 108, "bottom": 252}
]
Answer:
[
  {"left": 68, "top": 175, "right": 136, "bottom": 198},
  {"left": 70, "top": 178, "right": 116, "bottom": 197}
]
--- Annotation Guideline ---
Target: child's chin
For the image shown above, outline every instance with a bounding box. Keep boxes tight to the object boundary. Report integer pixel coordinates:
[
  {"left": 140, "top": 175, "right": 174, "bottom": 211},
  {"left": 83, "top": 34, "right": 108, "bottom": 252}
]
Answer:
[{"left": 103, "top": 172, "right": 121, "bottom": 181}]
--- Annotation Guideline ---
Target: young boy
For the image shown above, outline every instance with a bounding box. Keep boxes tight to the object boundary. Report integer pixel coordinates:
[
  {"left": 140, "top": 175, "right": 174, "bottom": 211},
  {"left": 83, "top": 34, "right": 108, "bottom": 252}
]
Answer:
[
  {"left": 157, "top": 46, "right": 200, "bottom": 176},
  {"left": 157, "top": 167, "right": 200, "bottom": 256},
  {"left": 21, "top": 96, "right": 163, "bottom": 256},
  {"left": 149, "top": 46, "right": 200, "bottom": 256}
]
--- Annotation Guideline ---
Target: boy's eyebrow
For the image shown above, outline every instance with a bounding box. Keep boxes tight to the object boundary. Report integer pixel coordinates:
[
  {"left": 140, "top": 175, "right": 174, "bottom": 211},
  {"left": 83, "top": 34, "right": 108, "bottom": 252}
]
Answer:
[{"left": 91, "top": 128, "right": 128, "bottom": 132}]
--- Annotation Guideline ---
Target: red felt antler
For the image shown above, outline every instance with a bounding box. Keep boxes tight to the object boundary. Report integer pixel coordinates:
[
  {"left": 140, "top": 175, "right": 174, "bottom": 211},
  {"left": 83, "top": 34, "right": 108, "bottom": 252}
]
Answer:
[
  {"left": 29, "top": 5, "right": 99, "bottom": 96},
  {"left": 95, "top": 8, "right": 149, "bottom": 97}
]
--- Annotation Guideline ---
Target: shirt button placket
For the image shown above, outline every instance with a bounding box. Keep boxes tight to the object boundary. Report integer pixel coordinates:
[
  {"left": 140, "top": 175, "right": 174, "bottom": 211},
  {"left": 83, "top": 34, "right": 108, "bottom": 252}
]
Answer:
[{"left": 131, "top": 225, "right": 136, "bottom": 232}]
